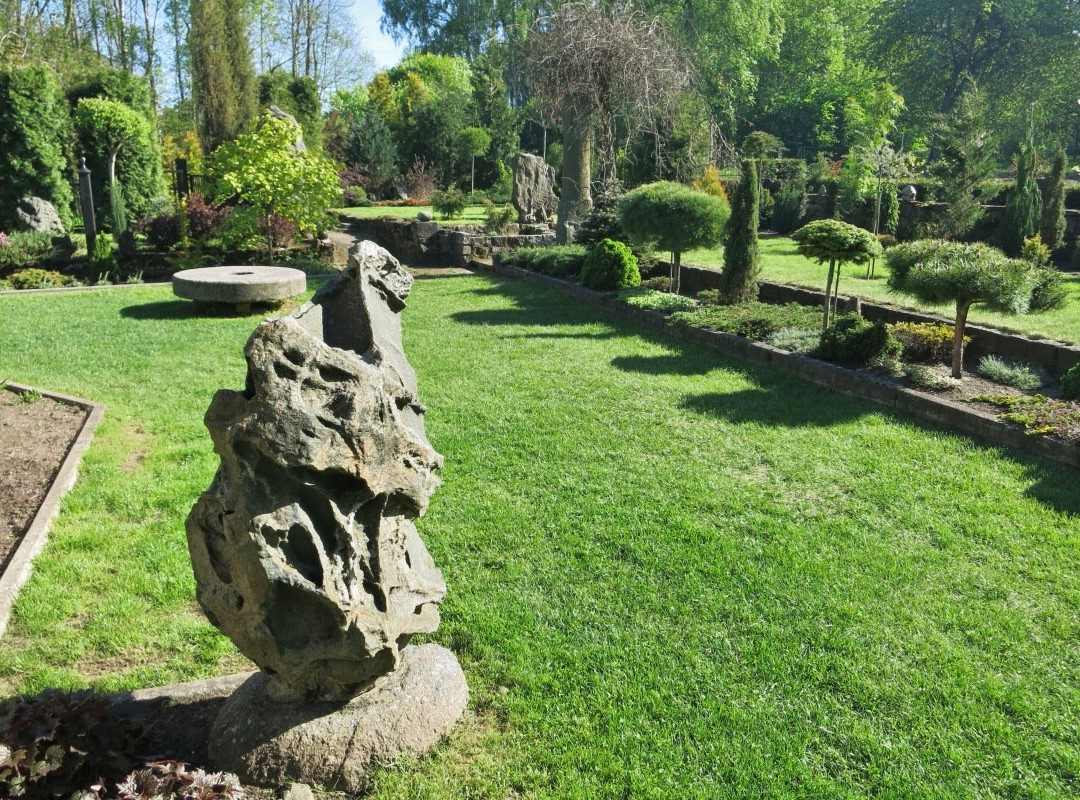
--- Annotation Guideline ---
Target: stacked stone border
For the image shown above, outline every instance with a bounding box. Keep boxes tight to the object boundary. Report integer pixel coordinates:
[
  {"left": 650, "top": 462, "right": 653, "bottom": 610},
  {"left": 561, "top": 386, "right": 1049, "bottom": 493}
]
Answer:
[
  {"left": 341, "top": 214, "right": 555, "bottom": 267},
  {"left": 0, "top": 383, "right": 105, "bottom": 639},
  {"left": 486, "top": 262, "right": 1080, "bottom": 470}
]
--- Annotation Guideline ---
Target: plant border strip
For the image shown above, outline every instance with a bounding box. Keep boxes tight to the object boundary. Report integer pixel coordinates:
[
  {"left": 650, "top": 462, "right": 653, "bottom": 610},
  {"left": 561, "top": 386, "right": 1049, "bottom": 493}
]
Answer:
[{"left": 486, "top": 262, "right": 1080, "bottom": 471}]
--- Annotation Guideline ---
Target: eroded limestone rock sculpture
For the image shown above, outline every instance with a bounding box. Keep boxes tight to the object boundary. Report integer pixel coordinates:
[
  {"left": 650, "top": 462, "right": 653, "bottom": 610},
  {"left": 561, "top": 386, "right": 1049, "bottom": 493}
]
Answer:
[
  {"left": 511, "top": 152, "right": 558, "bottom": 224},
  {"left": 186, "top": 241, "right": 451, "bottom": 704}
]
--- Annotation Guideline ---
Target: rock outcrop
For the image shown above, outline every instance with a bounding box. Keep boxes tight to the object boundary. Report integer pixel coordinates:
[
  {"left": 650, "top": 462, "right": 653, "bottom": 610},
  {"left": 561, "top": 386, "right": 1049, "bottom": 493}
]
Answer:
[
  {"left": 14, "top": 197, "right": 65, "bottom": 234},
  {"left": 511, "top": 153, "right": 558, "bottom": 224},
  {"left": 186, "top": 241, "right": 447, "bottom": 704}
]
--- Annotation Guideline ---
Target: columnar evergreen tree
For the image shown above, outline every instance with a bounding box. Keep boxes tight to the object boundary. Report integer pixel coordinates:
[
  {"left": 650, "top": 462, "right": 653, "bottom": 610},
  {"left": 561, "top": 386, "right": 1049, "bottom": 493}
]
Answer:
[
  {"left": 718, "top": 159, "right": 761, "bottom": 304},
  {"left": 1041, "top": 148, "right": 1067, "bottom": 252},
  {"left": 190, "top": 0, "right": 257, "bottom": 151},
  {"left": 928, "top": 76, "right": 993, "bottom": 241},
  {"left": 1002, "top": 107, "right": 1042, "bottom": 256}
]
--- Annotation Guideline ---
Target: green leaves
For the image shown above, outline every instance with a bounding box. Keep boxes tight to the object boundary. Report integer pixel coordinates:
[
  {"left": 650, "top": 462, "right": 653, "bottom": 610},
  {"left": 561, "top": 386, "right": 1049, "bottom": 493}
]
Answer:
[
  {"left": 619, "top": 181, "right": 730, "bottom": 256},
  {"left": 210, "top": 110, "right": 342, "bottom": 253}
]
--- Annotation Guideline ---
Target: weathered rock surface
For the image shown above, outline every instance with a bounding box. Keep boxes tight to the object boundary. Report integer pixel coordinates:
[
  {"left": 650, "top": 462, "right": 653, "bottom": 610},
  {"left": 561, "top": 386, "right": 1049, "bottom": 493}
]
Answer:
[
  {"left": 210, "top": 643, "right": 467, "bottom": 792},
  {"left": 269, "top": 105, "right": 307, "bottom": 151},
  {"left": 186, "top": 241, "right": 447, "bottom": 703},
  {"left": 511, "top": 153, "right": 558, "bottom": 224},
  {"left": 15, "top": 197, "right": 65, "bottom": 234}
]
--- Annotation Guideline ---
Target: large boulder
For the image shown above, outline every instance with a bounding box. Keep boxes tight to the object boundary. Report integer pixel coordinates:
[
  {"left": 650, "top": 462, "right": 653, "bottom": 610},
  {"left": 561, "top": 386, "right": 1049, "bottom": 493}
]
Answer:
[
  {"left": 186, "top": 240, "right": 448, "bottom": 704},
  {"left": 268, "top": 105, "right": 306, "bottom": 152},
  {"left": 511, "top": 153, "right": 558, "bottom": 224},
  {"left": 14, "top": 197, "right": 65, "bottom": 234}
]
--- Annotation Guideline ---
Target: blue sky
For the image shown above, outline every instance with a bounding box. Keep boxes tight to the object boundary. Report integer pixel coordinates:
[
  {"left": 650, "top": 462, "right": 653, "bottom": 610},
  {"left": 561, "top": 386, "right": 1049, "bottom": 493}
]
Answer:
[{"left": 349, "top": 0, "right": 407, "bottom": 70}]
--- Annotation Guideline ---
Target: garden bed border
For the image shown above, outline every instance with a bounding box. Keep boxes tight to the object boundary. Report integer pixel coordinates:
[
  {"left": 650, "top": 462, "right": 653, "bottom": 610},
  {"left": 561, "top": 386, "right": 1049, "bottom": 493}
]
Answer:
[
  {"left": 485, "top": 262, "right": 1080, "bottom": 470},
  {"left": 0, "top": 383, "right": 105, "bottom": 639}
]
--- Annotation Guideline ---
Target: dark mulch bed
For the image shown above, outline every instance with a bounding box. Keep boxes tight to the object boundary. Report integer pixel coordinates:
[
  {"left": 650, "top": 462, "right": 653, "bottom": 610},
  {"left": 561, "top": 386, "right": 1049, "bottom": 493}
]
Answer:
[{"left": 0, "top": 387, "right": 87, "bottom": 572}]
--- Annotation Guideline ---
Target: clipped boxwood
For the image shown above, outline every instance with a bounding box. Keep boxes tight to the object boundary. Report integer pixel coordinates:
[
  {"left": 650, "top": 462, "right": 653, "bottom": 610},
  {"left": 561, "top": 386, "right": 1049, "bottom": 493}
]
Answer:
[
  {"left": 817, "top": 314, "right": 901, "bottom": 366},
  {"left": 581, "top": 238, "right": 640, "bottom": 291},
  {"left": 496, "top": 245, "right": 587, "bottom": 278}
]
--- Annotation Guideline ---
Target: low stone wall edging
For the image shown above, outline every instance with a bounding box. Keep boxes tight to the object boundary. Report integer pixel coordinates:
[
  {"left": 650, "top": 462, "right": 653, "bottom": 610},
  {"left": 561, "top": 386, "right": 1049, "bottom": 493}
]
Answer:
[{"left": 484, "top": 263, "right": 1080, "bottom": 470}]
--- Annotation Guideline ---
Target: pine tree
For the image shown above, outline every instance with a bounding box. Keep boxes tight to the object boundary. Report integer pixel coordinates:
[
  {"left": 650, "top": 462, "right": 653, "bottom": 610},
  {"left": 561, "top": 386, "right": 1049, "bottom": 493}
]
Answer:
[
  {"left": 928, "top": 76, "right": 993, "bottom": 241},
  {"left": 719, "top": 159, "right": 761, "bottom": 304},
  {"left": 1002, "top": 106, "right": 1042, "bottom": 256},
  {"left": 1041, "top": 148, "right": 1067, "bottom": 252},
  {"left": 190, "top": 0, "right": 257, "bottom": 151}
]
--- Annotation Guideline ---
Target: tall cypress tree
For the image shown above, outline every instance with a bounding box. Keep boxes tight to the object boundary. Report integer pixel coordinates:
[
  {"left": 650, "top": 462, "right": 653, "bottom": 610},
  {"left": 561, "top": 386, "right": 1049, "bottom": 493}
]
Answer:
[
  {"left": 1041, "top": 148, "right": 1067, "bottom": 252},
  {"left": 719, "top": 159, "right": 761, "bottom": 304},
  {"left": 1002, "top": 106, "right": 1042, "bottom": 256},
  {"left": 189, "top": 0, "right": 256, "bottom": 152}
]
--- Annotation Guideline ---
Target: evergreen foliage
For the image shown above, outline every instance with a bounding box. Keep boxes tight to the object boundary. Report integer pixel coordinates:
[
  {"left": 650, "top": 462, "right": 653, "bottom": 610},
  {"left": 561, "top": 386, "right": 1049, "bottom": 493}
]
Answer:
[
  {"left": 73, "top": 96, "right": 162, "bottom": 223},
  {"left": 719, "top": 159, "right": 761, "bottom": 303},
  {"left": 190, "top": 0, "right": 258, "bottom": 151},
  {"left": 928, "top": 77, "right": 993, "bottom": 240},
  {"left": 581, "top": 238, "right": 641, "bottom": 290},
  {"left": 257, "top": 73, "right": 322, "bottom": 150},
  {"left": 886, "top": 240, "right": 1032, "bottom": 377},
  {"left": 0, "top": 64, "right": 74, "bottom": 230},
  {"left": 1040, "top": 148, "right": 1067, "bottom": 252},
  {"left": 619, "top": 181, "right": 729, "bottom": 296},
  {"left": 343, "top": 108, "right": 400, "bottom": 196},
  {"left": 1001, "top": 108, "right": 1042, "bottom": 256},
  {"left": 576, "top": 181, "right": 626, "bottom": 249}
]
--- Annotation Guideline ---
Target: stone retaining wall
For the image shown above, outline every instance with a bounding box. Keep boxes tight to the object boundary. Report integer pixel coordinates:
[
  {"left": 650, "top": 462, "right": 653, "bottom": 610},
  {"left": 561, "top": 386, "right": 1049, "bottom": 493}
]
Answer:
[
  {"left": 674, "top": 264, "right": 1080, "bottom": 376},
  {"left": 342, "top": 215, "right": 555, "bottom": 267}
]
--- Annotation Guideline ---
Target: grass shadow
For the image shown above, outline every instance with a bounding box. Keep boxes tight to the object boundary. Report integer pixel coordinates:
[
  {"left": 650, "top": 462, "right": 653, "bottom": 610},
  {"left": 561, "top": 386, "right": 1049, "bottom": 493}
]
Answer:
[
  {"left": 680, "top": 387, "right": 868, "bottom": 428},
  {"left": 119, "top": 300, "right": 274, "bottom": 321},
  {"left": 611, "top": 353, "right": 715, "bottom": 377},
  {"left": 1021, "top": 461, "right": 1080, "bottom": 516}
]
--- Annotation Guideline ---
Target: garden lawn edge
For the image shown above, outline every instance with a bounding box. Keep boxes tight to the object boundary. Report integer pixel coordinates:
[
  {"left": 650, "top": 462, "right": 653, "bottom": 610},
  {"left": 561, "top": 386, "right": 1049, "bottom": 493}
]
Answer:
[
  {"left": 484, "top": 261, "right": 1080, "bottom": 470},
  {"left": 0, "top": 383, "right": 105, "bottom": 639}
]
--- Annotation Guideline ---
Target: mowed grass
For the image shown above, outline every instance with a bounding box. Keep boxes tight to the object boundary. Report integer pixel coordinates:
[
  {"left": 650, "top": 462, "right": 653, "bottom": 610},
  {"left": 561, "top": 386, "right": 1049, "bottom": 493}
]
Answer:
[
  {"left": 1, "top": 277, "right": 1079, "bottom": 797},
  {"left": 685, "top": 236, "right": 1080, "bottom": 344},
  {"left": 339, "top": 204, "right": 490, "bottom": 223}
]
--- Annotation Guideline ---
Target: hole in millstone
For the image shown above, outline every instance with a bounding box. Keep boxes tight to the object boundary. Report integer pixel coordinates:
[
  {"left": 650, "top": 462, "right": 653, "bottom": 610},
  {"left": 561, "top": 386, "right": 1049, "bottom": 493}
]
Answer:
[{"left": 233, "top": 270, "right": 255, "bottom": 275}]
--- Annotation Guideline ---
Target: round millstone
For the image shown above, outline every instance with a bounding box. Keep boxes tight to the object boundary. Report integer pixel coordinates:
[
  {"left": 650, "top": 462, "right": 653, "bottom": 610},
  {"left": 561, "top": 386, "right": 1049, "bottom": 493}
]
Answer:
[{"left": 172, "top": 266, "right": 308, "bottom": 310}]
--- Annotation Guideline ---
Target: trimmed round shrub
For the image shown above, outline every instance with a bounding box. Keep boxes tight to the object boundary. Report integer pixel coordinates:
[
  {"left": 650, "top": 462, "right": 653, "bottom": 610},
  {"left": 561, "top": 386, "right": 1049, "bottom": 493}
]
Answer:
[
  {"left": 432, "top": 186, "right": 467, "bottom": 220},
  {"left": 581, "top": 238, "right": 640, "bottom": 291}
]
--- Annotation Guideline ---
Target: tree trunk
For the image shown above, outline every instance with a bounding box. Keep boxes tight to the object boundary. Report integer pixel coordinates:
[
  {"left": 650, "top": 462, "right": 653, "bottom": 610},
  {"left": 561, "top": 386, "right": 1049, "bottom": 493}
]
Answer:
[
  {"left": 556, "top": 103, "right": 592, "bottom": 244},
  {"left": 822, "top": 259, "right": 836, "bottom": 330},
  {"left": 471, "top": 155, "right": 475, "bottom": 194},
  {"left": 672, "top": 250, "right": 682, "bottom": 296},
  {"left": 832, "top": 263, "right": 843, "bottom": 319},
  {"left": 951, "top": 301, "right": 970, "bottom": 378}
]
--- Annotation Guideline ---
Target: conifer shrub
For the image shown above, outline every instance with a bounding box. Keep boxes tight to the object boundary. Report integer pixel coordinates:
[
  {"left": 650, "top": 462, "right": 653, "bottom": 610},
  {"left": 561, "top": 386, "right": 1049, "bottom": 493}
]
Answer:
[
  {"left": 771, "top": 181, "right": 807, "bottom": 234},
  {"left": 672, "top": 301, "right": 821, "bottom": 340},
  {"left": 817, "top": 314, "right": 901, "bottom": 367},
  {"left": 576, "top": 180, "right": 626, "bottom": 248},
  {"left": 1059, "top": 363, "right": 1080, "bottom": 400},
  {"left": 1040, "top": 148, "right": 1067, "bottom": 253},
  {"left": 3, "top": 269, "right": 79, "bottom": 289},
  {"left": 497, "top": 245, "right": 586, "bottom": 277},
  {"left": 432, "top": 186, "right": 468, "bottom": 220},
  {"left": 718, "top": 159, "right": 760, "bottom": 303},
  {"left": 0, "top": 231, "right": 56, "bottom": 269},
  {"left": 765, "top": 327, "right": 820, "bottom": 354},
  {"left": 581, "top": 238, "right": 640, "bottom": 290}
]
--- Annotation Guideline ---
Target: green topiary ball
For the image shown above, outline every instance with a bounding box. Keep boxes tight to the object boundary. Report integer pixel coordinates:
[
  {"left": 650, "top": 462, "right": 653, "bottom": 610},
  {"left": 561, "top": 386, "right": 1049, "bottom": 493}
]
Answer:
[{"left": 581, "top": 238, "right": 640, "bottom": 290}]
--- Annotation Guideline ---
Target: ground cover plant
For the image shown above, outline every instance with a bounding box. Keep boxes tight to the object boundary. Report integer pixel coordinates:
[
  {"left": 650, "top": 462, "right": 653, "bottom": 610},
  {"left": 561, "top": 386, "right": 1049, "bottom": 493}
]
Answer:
[
  {"left": 1, "top": 278, "right": 1079, "bottom": 797},
  {"left": 682, "top": 237, "right": 1080, "bottom": 344}
]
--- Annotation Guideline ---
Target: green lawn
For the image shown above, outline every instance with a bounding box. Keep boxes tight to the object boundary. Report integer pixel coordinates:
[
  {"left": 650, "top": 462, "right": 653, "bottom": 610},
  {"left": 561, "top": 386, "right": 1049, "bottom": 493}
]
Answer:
[
  {"left": 686, "top": 236, "right": 1080, "bottom": 344},
  {"left": 1, "top": 277, "right": 1079, "bottom": 798},
  {"left": 339, "top": 204, "right": 490, "bottom": 224}
]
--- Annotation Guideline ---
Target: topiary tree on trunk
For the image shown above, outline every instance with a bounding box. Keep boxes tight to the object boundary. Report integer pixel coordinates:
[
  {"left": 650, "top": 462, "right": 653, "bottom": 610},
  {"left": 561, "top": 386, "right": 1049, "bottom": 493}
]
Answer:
[
  {"left": 886, "top": 240, "right": 1033, "bottom": 378},
  {"left": 718, "top": 158, "right": 760, "bottom": 304},
  {"left": 619, "top": 181, "right": 729, "bottom": 296},
  {"left": 791, "top": 219, "right": 882, "bottom": 330}
]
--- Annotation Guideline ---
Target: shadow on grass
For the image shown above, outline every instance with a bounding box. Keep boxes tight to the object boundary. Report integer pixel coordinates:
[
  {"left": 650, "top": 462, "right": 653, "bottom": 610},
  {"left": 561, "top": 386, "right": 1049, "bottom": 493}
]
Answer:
[
  {"left": 611, "top": 354, "right": 716, "bottom": 377},
  {"left": 680, "top": 387, "right": 868, "bottom": 428},
  {"left": 119, "top": 300, "right": 272, "bottom": 320},
  {"left": 1021, "top": 463, "right": 1080, "bottom": 516}
]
